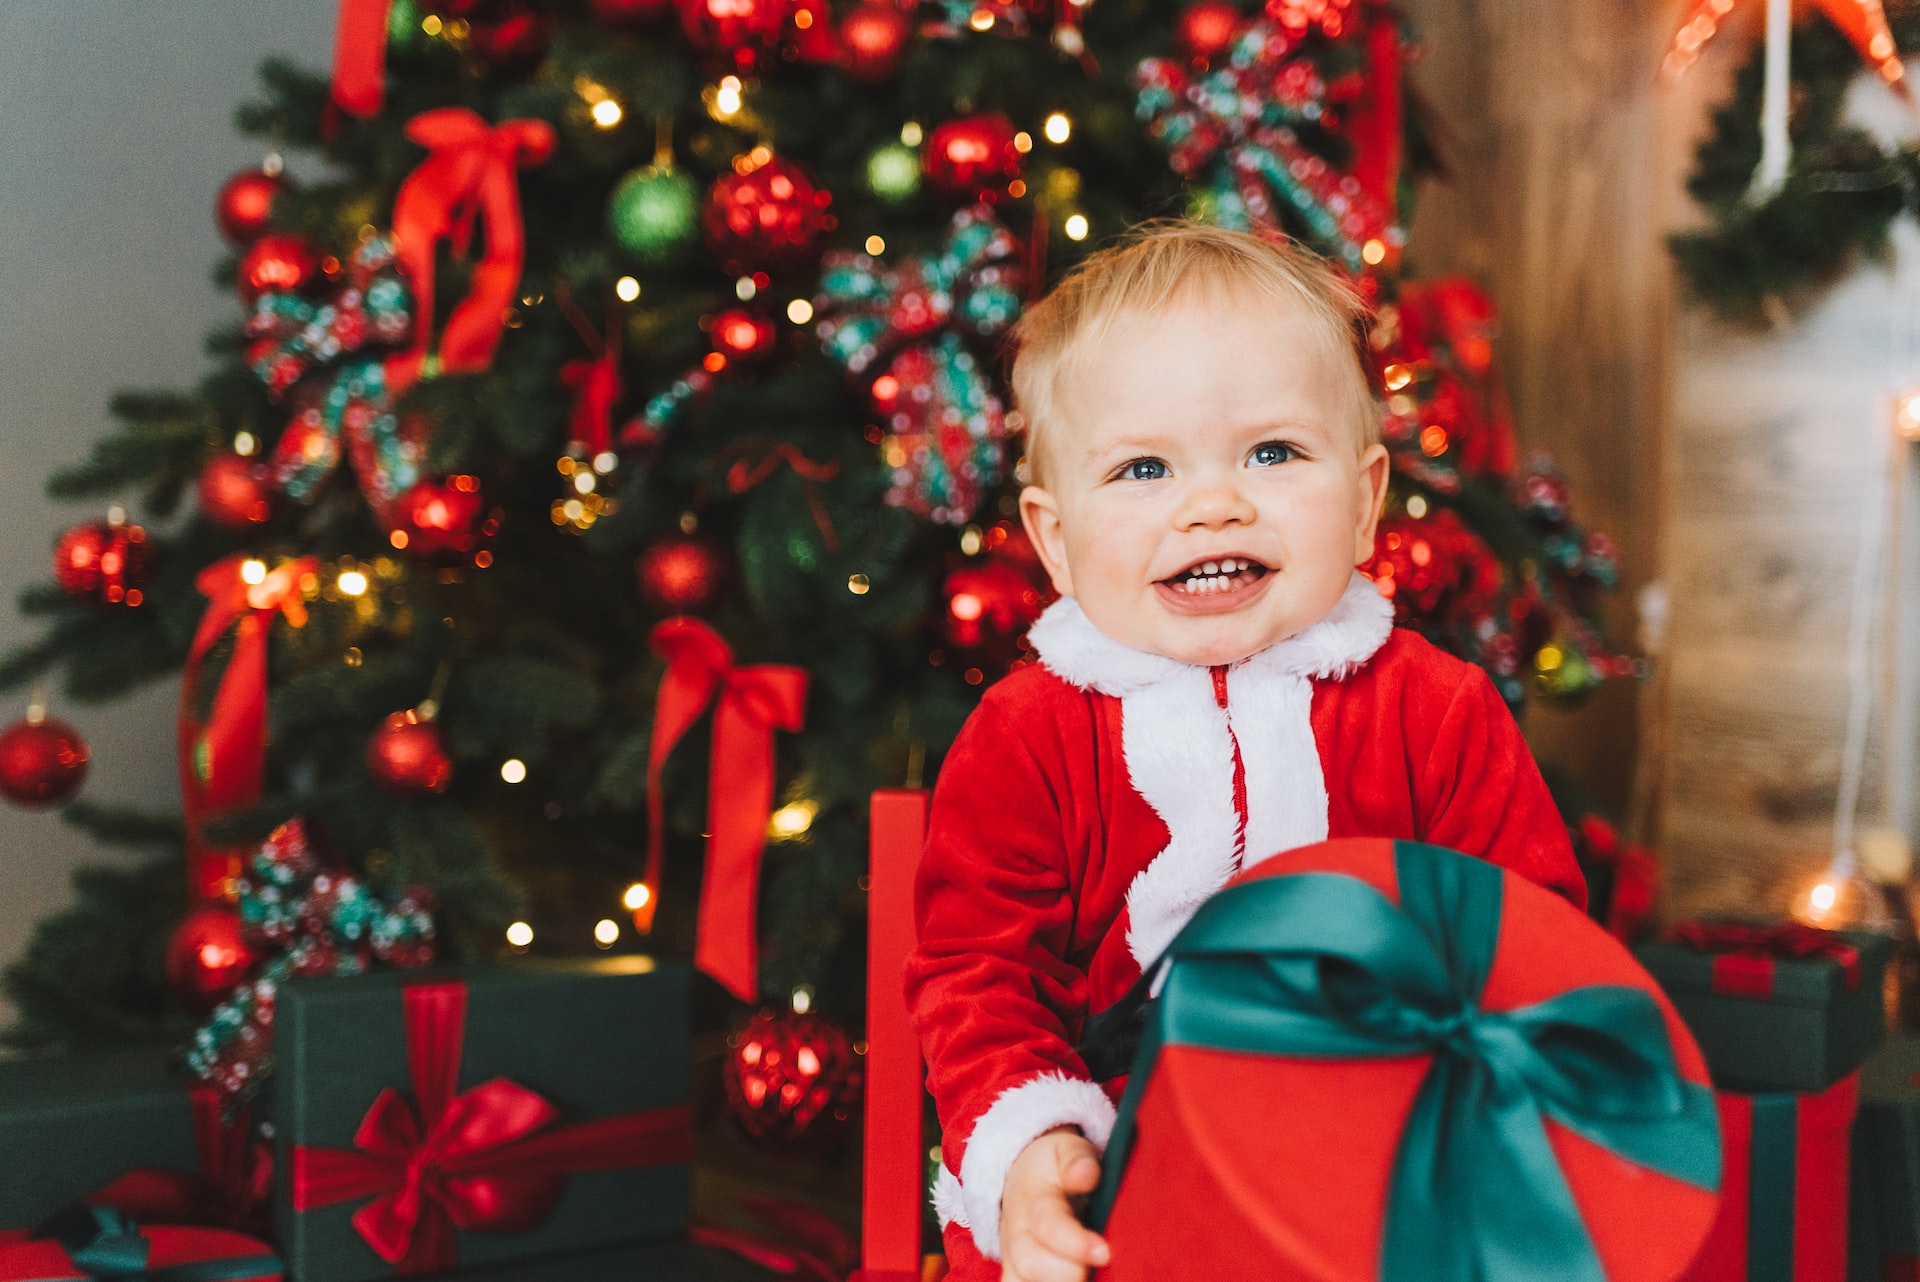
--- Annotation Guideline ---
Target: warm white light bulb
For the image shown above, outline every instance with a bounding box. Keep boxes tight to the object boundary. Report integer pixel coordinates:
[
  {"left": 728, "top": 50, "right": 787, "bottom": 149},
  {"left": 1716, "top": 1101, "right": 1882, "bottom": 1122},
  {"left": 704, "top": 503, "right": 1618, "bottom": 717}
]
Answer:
[
  {"left": 786, "top": 298, "right": 814, "bottom": 325},
  {"left": 1064, "top": 213, "right": 1090, "bottom": 241},
  {"left": 1043, "top": 113, "right": 1071, "bottom": 144},
  {"left": 593, "top": 918, "right": 620, "bottom": 946},
  {"left": 337, "top": 570, "right": 369, "bottom": 597},
  {"left": 615, "top": 276, "right": 641, "bottom": 302},
  {"left": 623, "top": 882, "right": 652, "bottom": 911},
  {"left": 500, "top": 758, "right": 527, "bottom": 784},
  {"left": 506, "top": 921, "right": 534, "bottom": 947},
  {"left": 591, "top": 99, "right": 624, "bottom": 128},
  {"left": 240, "top": 559, "right": 268, "bottom": 585}
]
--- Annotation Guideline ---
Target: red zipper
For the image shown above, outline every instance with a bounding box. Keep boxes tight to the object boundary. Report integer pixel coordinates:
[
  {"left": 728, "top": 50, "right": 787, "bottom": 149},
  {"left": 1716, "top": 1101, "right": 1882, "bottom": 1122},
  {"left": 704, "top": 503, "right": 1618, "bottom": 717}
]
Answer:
[{"left": 1211, "top": 665, "right": 1248, "bottom": 863}]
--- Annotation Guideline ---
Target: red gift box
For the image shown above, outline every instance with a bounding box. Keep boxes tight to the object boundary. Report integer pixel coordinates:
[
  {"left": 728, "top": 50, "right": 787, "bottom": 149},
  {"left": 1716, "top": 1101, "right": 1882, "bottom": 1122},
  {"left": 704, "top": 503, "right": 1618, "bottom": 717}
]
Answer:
[
  {"left": 0, "top": 1206, "right": 280, "bottom": 1282},
  {"left": 1091, "top": 837, "right": 1724, "bottom": 1281},
  {"left": 1679, "top": 1074, "right": 1858, "bottom": 1282}
]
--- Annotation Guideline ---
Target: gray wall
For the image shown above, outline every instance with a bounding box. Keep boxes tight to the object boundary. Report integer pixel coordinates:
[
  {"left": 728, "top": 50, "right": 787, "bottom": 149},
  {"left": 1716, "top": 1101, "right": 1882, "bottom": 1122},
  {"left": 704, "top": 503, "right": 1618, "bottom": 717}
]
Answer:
[{"left": 0, "top": 4, "right": 337, "bottom": 1022}]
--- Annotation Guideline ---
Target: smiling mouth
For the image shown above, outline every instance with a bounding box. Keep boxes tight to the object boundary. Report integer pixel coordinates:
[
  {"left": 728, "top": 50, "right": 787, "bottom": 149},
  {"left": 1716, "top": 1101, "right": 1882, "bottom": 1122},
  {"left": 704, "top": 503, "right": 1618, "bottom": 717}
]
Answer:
[{"left": 1162, "top": 556, "right": 1271, "bottom": 595}]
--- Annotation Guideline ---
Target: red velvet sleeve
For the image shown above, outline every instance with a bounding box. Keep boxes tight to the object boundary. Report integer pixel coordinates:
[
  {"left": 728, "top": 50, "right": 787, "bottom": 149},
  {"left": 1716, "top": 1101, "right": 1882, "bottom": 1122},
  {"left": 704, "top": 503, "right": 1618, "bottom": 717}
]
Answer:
[{"left": 1415, "top": 663, "right": 1588, "bottom": 911}]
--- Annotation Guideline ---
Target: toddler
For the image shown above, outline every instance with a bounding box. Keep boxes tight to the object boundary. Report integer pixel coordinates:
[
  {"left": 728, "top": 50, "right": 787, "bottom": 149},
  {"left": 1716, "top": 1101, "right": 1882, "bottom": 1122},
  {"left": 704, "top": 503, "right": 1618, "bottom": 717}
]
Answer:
[{"left": 904, "top": 223, "right": 1585, "bottom": 1282}]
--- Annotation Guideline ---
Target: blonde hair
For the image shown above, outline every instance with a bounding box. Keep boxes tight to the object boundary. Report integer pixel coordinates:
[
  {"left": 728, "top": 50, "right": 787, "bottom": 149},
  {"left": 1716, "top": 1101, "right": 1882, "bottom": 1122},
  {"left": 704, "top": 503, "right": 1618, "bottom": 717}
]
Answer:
[{"left": 1007, "top": 221, "right": 1379, "bottom": 486}]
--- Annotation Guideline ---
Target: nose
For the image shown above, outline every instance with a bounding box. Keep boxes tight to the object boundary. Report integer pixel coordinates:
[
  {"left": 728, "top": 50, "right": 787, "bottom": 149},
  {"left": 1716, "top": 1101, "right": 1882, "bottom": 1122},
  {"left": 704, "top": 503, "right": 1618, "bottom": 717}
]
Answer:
[{"left": 1174, "top": 471, "right": 1256, "bottom": 530}]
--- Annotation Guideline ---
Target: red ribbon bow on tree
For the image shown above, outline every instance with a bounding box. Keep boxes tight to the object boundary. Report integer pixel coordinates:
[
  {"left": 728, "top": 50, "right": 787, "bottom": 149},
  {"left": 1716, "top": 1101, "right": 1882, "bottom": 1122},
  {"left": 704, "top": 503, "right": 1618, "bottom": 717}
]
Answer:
[
  {"left": 90, "top": 1089, "right": 273, "bottom": 1238},
  {"left": 290, "top": 981, "right": 693, "bottom": 1275},
  {"left": 387, "top": 109, "right": 555, "bottom": 393},
  {"left": 179, "top": 556, "right": 319, "bottom": 902},
  {"left": 1667, "top": 920, "right": 1861, "bottom": 998},
  {"left": 331, "top": 0, "right": 394, "bottom": 119},
  {"left": 642, "top": 618, "right": 809, "bottom": 1003}
]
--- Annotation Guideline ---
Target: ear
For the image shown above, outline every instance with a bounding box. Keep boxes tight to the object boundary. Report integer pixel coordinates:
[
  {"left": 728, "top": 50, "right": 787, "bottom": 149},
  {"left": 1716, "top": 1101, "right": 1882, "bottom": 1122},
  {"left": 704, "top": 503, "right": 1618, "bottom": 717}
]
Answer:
[
  {"left": 1019, "top": 485, "right": 1076, "bottom": 599},
  {"left": 1351, "top": 444, "right": 1390, "bottom": 565}
]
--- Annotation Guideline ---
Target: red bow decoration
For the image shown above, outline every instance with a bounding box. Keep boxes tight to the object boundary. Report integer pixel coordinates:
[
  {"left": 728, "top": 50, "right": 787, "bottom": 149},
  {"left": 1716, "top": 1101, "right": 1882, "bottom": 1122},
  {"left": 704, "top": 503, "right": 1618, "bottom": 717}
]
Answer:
[
  {"left": 331, "top": 0, "right": 394, "bottom": 118},
  {"left": 1667, "top": 920, "right": 1861, "bottom": 998},
  {"left": 642, "top": 618, "right": 809, "bottom": 1003},
  {"left": 560, "top": 348, "right": 623, "bottom": 460},
  {"left": 179, "top": 556, "right": 319, "bottom": 901},
  {"left": 290, "top": 981, "right": 693, "bottom": 1275},
  {"left": 89, "top": 1090, "right": 273, "bottom": 1238},
  {"left": 387, "top": 109, "right": 555, "bottom": 394}
]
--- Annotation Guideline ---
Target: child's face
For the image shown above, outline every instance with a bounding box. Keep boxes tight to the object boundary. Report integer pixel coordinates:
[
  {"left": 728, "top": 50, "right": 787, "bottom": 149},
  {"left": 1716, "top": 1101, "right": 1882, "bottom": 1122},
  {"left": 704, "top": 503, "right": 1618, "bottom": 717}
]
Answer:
[{"left": 1019, "top": 287, "right": 1389, "bottom": 667}]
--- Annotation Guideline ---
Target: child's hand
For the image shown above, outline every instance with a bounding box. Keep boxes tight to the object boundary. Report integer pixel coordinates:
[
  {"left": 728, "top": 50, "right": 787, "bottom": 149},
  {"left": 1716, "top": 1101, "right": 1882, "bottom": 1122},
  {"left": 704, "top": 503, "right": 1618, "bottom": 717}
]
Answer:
[{"left": 999, "top": 1127, "right": 1112, "bottom": 1282}]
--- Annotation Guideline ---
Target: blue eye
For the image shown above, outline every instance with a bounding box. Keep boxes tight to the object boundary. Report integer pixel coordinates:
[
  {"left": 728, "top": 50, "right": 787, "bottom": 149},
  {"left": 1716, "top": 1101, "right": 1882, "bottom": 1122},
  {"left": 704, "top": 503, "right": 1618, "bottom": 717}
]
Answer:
[
  {"left": 1120, "top": 458, "right": 1169, "bottom": 481},
  {"left": 1250, "top": 441, "right": 1296, "bottom": 467}
]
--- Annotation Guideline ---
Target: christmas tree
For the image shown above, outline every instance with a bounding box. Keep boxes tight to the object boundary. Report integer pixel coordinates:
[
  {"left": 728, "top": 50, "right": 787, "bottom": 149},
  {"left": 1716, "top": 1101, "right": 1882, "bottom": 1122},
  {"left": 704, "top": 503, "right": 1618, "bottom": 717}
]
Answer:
[{"left": 1, "top": 0, "right": 1627, "bottom": 1075}]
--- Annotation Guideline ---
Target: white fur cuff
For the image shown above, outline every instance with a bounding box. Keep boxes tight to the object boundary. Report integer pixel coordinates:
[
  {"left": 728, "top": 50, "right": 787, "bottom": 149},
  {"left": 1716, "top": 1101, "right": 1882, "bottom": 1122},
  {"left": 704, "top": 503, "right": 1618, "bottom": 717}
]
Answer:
[{"left": 952, "top": 1073, "right": 1118, "bottom": 1260}]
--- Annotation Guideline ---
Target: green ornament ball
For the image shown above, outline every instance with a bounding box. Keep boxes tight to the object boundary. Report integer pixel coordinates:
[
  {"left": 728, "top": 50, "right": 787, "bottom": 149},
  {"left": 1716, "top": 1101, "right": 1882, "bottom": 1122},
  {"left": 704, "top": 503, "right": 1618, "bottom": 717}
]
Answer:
[
  {"left": 866, "top": 142, "right": 921, "bottom": 205},
  {"left": 608, "top": 165, "right": 701, "bottom": 262},
  {"left": 387, "top": 0, "right": 423, "bottom": 44}
]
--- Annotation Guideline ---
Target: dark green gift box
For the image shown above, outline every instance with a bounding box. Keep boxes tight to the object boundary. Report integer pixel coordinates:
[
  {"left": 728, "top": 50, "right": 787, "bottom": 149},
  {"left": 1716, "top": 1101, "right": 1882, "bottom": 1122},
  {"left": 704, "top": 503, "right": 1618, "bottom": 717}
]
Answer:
[
  {"left": 273, "top": 957, "right": 692, "bottom": 1282},
  {"left": 1635, "top": 926, "right": 1890, "bottom": 1092},
  {"left": 0, "top": 1049, "right": 200, "bottom": 1230},
  {"left": 1849, "top": 1037, "right": 1920, "bottom": 1282},
  {"left": 429, "top": 1236, "right": 782, "bottom": 1281}
]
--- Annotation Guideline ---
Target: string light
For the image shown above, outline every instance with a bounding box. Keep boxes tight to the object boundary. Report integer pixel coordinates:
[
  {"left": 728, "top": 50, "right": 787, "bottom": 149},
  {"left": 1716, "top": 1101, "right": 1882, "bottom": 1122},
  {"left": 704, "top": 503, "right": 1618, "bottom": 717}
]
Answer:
[
  {"left": 1896, "top": 388, "right": 1920, "bottom": 442},
  {"left": 1013, "top": 131, "right": 1034, "bottom": 154},
  {"left": 791, "top": 984, "right": 815, "bottom": 1014},
  {"left": 864, "top": 234, "right": 886, "bottom": 255},
  {"left": 969, "top": 8, "right": 996, "bottom": 29},
  {"left": 573, "top": 470, "right": 597, "bottom": 494},
  {"left": 337, "top": 569, "right": 369, "bottom": 596},
  {"left": 240, "top": 558, "right": 268, "bottom": 585},
  {"left": 1063, "top": 213, "right": 1090, "bottom": 241},
  {"left": 623, "top": 883, "right": 652, "bottom": 911},
  {"left": 592, "top": 99, "right": 624, "bottom": 128},
  {"left": 233, "top": 431, "right": 258, "bottom": 456},
  {"left": 786, "top": 298, "right": 814, "bottom": 325},
  {"left": 900, "top": 121, "right": 923, "bottom": 146},
  {"left": 506, "top": 921, "right": 534, "bottom": 948},
  {"left": 593, "top": 919, "right": 620, "bottom": 948},
  {"left": 768, "top": 799, "right": 819, "bottom": 839},
  {"left": 847, "top": 573, "right": 871, "bottom": 595},
  {"left": 713, "top": 76, "right": 743, "bottom": 118},
  {"left": 615, "top": 276, "right": 641, "bottom": 302},
  {"left": 1405, "top": 495, "right": 1429, "bottom": 519},
  {"left": 736, "top": 276, "right": 757, "bottom": 301},
  {"left": 1361, "top": 238, "right": 1388, "bottom": 266},
  {"left": 422, "top": 13, "right": 444, "bottom": 35},
  {"left": 959, "top": 526, "right": 983, "bottom": 556},
  {"left": 500, "top": 758, "right": 527, "bottom": 784},
  {"left": 1043, "top": 113, "right": 1071, "bottom": 144}
]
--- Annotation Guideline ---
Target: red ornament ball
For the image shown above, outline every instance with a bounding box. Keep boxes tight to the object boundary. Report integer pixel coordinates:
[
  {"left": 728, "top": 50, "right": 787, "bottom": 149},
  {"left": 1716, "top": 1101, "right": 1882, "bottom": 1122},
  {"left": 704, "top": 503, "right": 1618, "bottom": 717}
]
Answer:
[
  {"left": 165, "top": 905, "right": 259, "bottom": 1015},
  {"left": 393, "top": 476, "right": 491, "bottom": 564},
  {"left": 214, "top": 169, "right": 289, "bottom": 245},
  {"left": 591, "top": 0, "right": 675, "bottom": 25},
  {"left": 367, "top": 711, "right": 454, "bottom": 796},
  {"left": 636, "top": 530, "right": 729, "bottom": 615},
  {"left": 0, "top": 716, "right": 90, "bottom": 808},
  {"left": 703, "top": 158, "right": 833, "bottom": 278},
  {"left": 922, "top": 113, "right": 1023, "bottom": 201},
  {"left": 838, "top": 3, "right": 912, "bottom": 84},
  {"left": 723, "top": 1009, "right": 864, "bottom": 1153},
  {"left": 710, "top": 308, "right": 779, "bottom": 365},
  {"left": 678, "top": 0, "right": 788, "bottom": 72},
  {"left": 1174, "top": 0, "right": 1242, "bottom": 61},
  {"left": 197, "top": 454, "right": 274, "bottom": 530},
  {"left": 238, "top": 233, "right": 325, "bottom": 303},
  {"left": 53, "top": 521, "right": 149, "bottom": 605}
]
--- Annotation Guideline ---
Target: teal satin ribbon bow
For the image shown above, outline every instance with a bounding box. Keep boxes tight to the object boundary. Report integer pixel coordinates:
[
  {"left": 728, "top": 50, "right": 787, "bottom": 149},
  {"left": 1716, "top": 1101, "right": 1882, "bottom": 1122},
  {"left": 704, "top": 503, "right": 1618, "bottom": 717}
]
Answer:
[
  {"left": 1088, "top": 842, "right": 1721, "bottom": 1281},
  {"left": 28, "top": 1206, "right": 277, "bottom": 1282}
]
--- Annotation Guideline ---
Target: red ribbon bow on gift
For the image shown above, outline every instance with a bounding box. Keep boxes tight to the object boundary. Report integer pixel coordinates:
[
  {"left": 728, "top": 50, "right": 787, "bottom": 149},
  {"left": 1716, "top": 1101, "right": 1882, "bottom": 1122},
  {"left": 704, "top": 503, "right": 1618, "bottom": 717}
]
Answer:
[
  {"left": 1667, "top": 920, "right": 1861, "bottom": 998},
  {"left": 642, "top": 618, "right": 808, "bottom": 1003},
  {"left": 290, "top": 981, "right": 692, "bottom": 1276},
  {"left": 89, "top": 1089, "right": 273, "bottom": 1238},
  {"left": 387, "top": 109, "right": 555, "bottom": 394},
  {"left": 179, "top": 556, "right": 319, "bottom": 901}
]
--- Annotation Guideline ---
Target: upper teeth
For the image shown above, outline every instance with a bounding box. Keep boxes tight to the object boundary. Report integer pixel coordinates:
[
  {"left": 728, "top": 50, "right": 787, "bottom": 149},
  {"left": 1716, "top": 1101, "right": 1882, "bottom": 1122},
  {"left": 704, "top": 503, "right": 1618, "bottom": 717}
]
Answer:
[{"left": 1196, "top": 559, "right": 1239, "bottom": 576}]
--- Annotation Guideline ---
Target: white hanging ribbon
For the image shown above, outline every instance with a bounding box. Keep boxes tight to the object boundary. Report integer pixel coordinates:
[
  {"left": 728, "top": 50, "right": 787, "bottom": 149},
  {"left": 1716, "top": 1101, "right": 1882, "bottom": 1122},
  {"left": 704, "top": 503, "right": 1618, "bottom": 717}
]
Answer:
[{"left": 1751, "top": 0, "right": 1794, "bottom": 199}]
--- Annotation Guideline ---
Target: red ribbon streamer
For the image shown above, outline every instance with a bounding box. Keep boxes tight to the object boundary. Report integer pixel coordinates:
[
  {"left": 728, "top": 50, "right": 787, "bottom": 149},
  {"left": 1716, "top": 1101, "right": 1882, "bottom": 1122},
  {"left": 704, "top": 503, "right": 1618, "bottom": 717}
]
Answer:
[
  {"left": 331, "top": 0, "right": 394, "bottom": 119},
  {"left": 289, "top": 981, "right": 693, "bottom": 1276},
  {"left": 560, "top": 348, "right": 623, "bottom": 459},
  {"left": 89, "top": 1089, "right": 272, "bottom": 1237},
  {"left": 387, "top": 109, "right": 555, "bottom": 394},
  {"left": 179, "top": 556, "right": 318, "bottom": 902},
  {"left": 643, "top": 619, "right": 808, "bottom": 1002},
  {"left": 1667, "top": 920, "right": 1861, "bottom": 998},
  {"left": 1346, "top": 10, "right": 1402, "bottom": 225}
]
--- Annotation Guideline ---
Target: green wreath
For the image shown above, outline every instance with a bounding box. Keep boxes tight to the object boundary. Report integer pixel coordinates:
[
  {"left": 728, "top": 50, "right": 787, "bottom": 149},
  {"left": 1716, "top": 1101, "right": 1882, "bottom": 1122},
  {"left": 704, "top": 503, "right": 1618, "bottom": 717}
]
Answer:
[{"left": 1673, "top": 8, "right": 1920, "bottom": 317}]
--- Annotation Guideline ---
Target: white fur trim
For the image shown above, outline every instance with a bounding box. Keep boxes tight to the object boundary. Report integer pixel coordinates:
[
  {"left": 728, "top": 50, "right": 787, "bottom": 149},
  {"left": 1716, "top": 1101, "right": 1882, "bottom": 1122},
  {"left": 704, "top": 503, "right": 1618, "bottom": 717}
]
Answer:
[
  {"left": 954, "top": 1073, "right": 1118, "bottom": 1261},
  {"left": 1032, "top": 574, "right": 1393, "bottom": 970},
  {"left": 931, "top": 1164, "right": 969, "bottom": 1230}
]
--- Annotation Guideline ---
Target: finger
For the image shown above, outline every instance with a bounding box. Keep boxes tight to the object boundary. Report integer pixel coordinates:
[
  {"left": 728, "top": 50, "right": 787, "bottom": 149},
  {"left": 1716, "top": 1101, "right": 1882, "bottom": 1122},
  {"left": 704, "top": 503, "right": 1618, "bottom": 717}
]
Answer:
[
  {"left": 1004, "top": 1237, "right": 1093, "bottom": 1282},
  {"left": 1032, "top": 1197, "right": 1111, "bottom": 1267},
  {"left": 1058, "top": 1152, "right": 1102, "bottom": 1195}
]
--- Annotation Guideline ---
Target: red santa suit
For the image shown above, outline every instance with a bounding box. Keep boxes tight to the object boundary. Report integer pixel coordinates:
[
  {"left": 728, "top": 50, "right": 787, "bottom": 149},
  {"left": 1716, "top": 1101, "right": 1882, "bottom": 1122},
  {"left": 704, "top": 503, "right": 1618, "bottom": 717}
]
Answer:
[{"left": 904, "top": 574, "right": 1584, "bottom": 1278}]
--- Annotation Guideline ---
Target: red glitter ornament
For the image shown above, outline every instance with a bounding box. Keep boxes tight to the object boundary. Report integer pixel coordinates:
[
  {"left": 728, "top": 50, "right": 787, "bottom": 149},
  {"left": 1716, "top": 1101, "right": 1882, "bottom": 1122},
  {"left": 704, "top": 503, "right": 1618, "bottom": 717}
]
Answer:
[
  {"left": 591, "top": 0, "right": 675, "bottom": 25},
  {"left": 367, "top": 711, "right": 454, "bottom": 796},
  {"left": 702, "top": 158, "right": 833, "bottom": 277},
  {"left": 678, "top": 0, "right": 788, "bottom": 72},
  {"left": 197, "top": 454, "right": 274, "bottom": 530},
  {"left": 1174, "top": 0, "right": 1241, "bottom": 61},
  {"left": 1362, "top": 507, "right": 1499, "bottom": 624},
  {"left": 723, "top": 1009, "right": 864, "bottom": 1153},
  {"left": 0, "top": 715, "right": 90, "bottom": 808},
  {"left": 52, "top": 521, "right": 149, "bottom": 606},
  {"left": 635, "top": 530, "right": 729, "bottom": 615},
  {"left": 838, "top": 3, "right": 912, "bottom": 83},
  {"left": 214, "top": 169, "right": 289, "bottom": 245},
  {"left": 710, "top": 308, "right": 779, "bottom": 364},
  {"left": 922, "top": 113, "right": 1022, "bottom": 202},
  {"left": 165, "top": 904, "right": 259, "bottom": 1015},
  {"left": 238, "top": 233, "right": 325, "bottom": 304},
  {"left": 393, "top": 475, "right": 491, "bottom": 563}
]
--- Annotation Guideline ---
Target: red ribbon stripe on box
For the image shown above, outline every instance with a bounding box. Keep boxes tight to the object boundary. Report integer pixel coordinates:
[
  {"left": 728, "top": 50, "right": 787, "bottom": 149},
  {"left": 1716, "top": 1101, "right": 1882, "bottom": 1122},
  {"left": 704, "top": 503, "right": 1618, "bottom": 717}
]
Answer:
[
  {"left": 386, "top": 110, "right": 554, "bottom": 394},
  {"left": 289, "top": 980, "right": 692, "bottom": 1276},
  {"left": 1668, "top": 922, "right": 1862, "bottom": 999},
  {"left": 89, "top": 1088, "right": 271, "bottom": 1237},
  {"left": 641, "top": 618, "right": 807, "bottom": 1004},
  {"left": 179, "top": 556, "right": 319, "bottom": 901}
]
